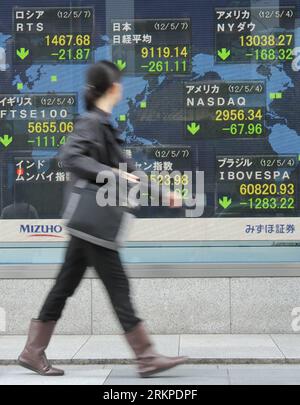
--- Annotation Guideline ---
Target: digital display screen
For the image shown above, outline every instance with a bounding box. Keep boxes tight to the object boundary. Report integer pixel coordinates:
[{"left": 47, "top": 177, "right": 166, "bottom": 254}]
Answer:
[{"left": 0, "top": 0, "right": 299, "bottom": 242}]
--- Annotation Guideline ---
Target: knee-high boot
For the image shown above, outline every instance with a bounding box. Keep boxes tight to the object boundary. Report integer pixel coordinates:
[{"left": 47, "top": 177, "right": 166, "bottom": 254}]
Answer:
[
  {"left": 125, "top": 322, "right": 187, "bottom": 378},
  {"left": 18, "top": 319, "right": 64, "bottom": 376}
]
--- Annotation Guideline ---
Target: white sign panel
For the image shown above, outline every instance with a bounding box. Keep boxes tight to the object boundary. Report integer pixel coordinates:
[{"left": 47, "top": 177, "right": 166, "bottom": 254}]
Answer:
[{"left": 0, "top": 218, "right": 299, "bottom": 242}]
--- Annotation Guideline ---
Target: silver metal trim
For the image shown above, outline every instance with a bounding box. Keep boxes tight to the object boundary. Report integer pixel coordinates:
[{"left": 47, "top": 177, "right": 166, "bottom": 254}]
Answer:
[{"left": 0, "top": 262, "right": 299, "bottom": 279}]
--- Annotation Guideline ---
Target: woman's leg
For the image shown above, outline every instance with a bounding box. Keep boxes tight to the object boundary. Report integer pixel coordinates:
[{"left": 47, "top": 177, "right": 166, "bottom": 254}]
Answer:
[
  {"left": 18, "top": 236, "right": 88, "bottom": 376},
  {"left": 86, "top": 243, "right": 187, "bottom": 377},
  {"left": 86, "top": 243, "right": 140, "bottom": 332},
  {"left": 38, "top": 236, "right": 88, "bottom": 321}
]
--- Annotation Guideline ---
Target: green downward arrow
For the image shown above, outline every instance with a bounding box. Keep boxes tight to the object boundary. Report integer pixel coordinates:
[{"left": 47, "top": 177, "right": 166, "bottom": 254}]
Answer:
[
  {"left": 16, "top": 48, "right": 30, "bottom": 60},
  {"left": 115, "top": 59, "right": 127, "bottom": 71},
  {"left": 217, "top": 48, "right": 231, "bottom": 61},
  {"left": 0, "top": 134, "right": 13, "bottom": 147},
  {"left": 219, "top": 196, "right": 232, "bottom": 209},
  {"left": 187, "top": 122, "right": 200, "bottom": 135}
]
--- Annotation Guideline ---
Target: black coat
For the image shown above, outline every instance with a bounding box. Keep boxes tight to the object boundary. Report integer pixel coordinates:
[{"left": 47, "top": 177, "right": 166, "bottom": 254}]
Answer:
[
  {"left": 59, "top": 107, "right": 136, "bottom": 215},
  {"left": 60, "top": 107, "right": 135, "bottom": 183},
  {"left": 59, "top": 107, "right": 168, "bottom": 221}
]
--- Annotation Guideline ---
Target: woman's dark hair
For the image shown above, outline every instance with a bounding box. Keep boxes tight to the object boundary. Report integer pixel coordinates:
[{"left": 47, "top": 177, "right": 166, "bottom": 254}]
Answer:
[{"left": 84, "top": 60, "right": 122, "bottom": 111}]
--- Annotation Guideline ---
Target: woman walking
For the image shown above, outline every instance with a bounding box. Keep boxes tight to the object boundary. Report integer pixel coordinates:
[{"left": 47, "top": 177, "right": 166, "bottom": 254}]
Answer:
[{"left": 18, "top": 60, "right": 186, "bottom": 378}]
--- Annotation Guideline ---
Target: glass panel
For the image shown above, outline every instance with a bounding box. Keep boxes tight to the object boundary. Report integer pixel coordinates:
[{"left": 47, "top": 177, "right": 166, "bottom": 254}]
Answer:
[{"left": 0, "top": 0, "right": 299, "bottom": 251}]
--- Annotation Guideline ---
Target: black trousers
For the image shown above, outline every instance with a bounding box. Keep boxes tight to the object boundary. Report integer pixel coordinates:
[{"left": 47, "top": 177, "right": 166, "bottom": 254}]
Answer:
[{"left": 38, "top": 236, "right": 141, "bottom": 333}]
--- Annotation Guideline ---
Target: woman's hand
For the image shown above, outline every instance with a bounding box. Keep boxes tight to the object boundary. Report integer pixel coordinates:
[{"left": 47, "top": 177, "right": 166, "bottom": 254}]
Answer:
[
  {"left": 167, "top": 192, "right": 183, "bottom": 208},
  {"left": 113, "top": 169, "right": 182, "bottom": 207},
  {"left": 113, "top": 168, "right": 140, "bottom": 183}
]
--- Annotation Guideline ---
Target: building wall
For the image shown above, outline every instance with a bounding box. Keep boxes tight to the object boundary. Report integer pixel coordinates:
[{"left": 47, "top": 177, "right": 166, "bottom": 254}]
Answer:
[{"left": 1, "top": 276, "right": 300, "bottom": 334}]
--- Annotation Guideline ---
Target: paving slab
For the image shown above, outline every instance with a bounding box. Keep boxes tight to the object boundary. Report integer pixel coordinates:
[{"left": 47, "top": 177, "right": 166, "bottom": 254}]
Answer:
[
  {"left": 0, "top": 335, "right": 90, "bottom": 361},
  {"left": 227, "top": 364, "right": 300, "bottom": 385},
  {"left": 0, "top": 336, "right": 26, "bottom": 360},
  {"left": 0, "top": 365, "right": 110, "bottom": 385},
  {"left": 179, "top": 335, "right": 284, "bottom": 360},
  {"left": 74, "top": 335, "right": 179, "bottom": 360},
  {"left": 103, "top": 365, "right": 229, "bottom": 385},
  {"left": 271, "top": 335, "right": 300, "bottom": 360}
]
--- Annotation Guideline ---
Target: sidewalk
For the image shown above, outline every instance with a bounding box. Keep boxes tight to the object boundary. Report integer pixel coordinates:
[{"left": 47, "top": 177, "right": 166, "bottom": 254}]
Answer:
[
  {"left": 1, "top": 334, "right": 300, "bottom": 364},
  {"left": 4, "top": 364, "right": 300, "bottom": 385}
]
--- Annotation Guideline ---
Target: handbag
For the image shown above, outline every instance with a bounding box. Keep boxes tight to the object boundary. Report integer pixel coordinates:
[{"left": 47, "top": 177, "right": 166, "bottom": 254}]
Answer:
[
  {"left": 62, "top": 115, "right": 137, "bottom": 250},
  {"left": 63, "top": 177, "right": 136, "bottom": 250}
]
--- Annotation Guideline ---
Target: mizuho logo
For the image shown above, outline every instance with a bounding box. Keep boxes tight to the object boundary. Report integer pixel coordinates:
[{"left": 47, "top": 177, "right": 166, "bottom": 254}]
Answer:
[{"left": 20, "top": 225, "right": 63, "bottom": 238}]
